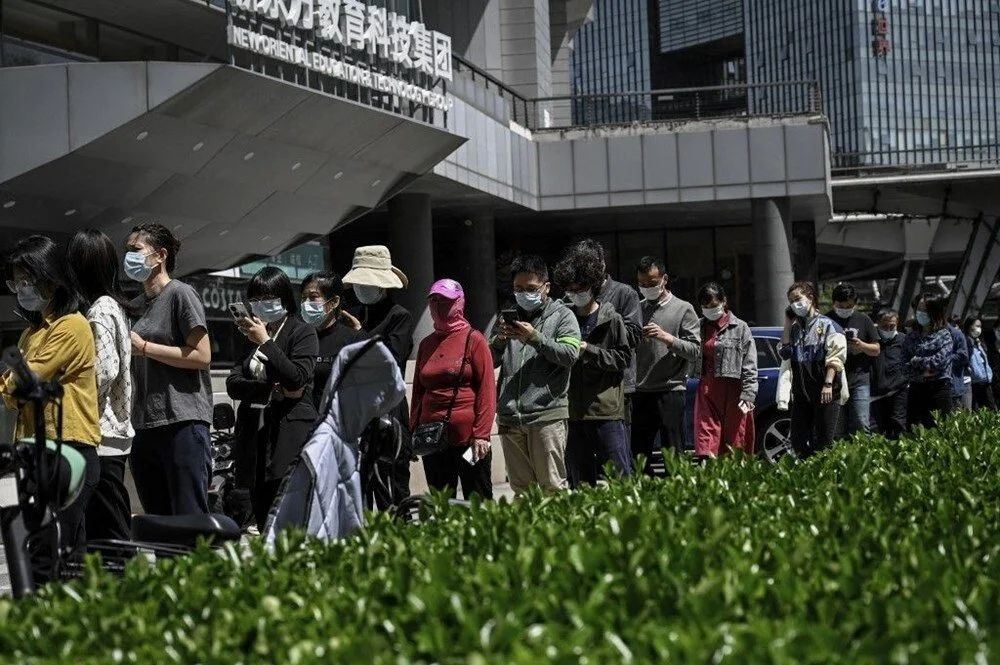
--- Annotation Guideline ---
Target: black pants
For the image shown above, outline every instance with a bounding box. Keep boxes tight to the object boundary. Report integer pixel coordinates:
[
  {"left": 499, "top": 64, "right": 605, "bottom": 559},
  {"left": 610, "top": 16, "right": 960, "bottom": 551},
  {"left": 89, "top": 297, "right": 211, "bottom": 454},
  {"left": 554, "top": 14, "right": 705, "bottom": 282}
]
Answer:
[
  {"left": 84, "top": 454, "right": 131, "bottom": 541},
  {"left": 907, "top": 379, "right": 953, "bottom": 431},
  {"left": 31, "top": 442, "right": 99, "bottom": 584},
  {"left": 872, "top": 389, "right": 908, "bottom": 440},
  {"left": 130, "top": 421, "right": 211, "bottom": 516},
  {"left": 971, "top": 383, "right": 998, "bottom": 410},
  {"left": 422, "top": 447, "right": 493, "bottom": 500},
  {"left": 631, "top": 391, "right": 686, "bottom": 474},
  {"left": 789, "top": 399, "right": 842, "bottom": 459},
  {"left": 566, "top": 420, "right": 632, "bottom": 488}
]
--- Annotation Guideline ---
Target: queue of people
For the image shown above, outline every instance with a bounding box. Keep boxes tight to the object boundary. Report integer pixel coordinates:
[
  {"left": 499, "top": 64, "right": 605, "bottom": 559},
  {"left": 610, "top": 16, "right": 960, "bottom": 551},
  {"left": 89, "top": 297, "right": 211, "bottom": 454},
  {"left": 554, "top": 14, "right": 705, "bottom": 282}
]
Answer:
[{"left": 5, "top": 225, "right": 1000, "bottom": 572}]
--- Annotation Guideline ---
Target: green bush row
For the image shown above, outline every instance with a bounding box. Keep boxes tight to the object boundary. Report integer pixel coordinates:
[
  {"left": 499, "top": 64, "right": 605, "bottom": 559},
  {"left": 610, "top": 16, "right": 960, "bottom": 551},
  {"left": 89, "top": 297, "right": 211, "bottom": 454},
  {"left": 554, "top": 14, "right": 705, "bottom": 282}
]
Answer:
[{"left": 0, "top": 411, "right": 997, "bottom": 664}]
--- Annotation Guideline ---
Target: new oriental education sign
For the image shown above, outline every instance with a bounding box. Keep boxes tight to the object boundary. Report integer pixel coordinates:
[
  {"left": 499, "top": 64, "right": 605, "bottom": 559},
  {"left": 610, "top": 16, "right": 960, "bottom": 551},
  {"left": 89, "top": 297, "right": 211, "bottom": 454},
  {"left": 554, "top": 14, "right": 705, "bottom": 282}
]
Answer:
[{"left": 227, "top": 0, "right": 454, "bottom": 112}]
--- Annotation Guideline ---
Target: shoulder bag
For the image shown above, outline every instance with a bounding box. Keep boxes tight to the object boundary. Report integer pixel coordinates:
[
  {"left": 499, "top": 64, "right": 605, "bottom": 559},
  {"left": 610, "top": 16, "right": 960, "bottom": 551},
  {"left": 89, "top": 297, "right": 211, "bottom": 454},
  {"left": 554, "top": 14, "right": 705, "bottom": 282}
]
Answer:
[{"left": 411, "top": 330, "right": 474, "bottom": 457}]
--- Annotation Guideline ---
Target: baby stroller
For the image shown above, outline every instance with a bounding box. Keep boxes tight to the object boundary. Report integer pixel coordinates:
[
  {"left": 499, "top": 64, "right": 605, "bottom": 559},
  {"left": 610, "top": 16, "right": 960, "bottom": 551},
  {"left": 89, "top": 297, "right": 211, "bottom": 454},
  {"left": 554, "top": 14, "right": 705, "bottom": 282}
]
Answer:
[{"left": 263, "top": 338, "right": 407, "bottom": 544}]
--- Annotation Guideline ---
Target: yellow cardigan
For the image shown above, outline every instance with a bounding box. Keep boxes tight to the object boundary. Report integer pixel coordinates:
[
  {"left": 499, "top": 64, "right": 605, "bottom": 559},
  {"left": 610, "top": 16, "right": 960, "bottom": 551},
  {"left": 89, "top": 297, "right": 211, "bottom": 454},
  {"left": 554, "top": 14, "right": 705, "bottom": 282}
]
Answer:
[{"left": 1, "top": 312, "right": 101, "bottom": 446}]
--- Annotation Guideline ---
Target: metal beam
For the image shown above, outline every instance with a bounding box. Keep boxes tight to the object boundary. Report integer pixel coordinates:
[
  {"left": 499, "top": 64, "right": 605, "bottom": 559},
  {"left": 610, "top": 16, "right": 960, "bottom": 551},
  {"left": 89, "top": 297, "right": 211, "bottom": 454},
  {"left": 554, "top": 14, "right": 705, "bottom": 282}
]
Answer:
[{"left": 951, "top": 216, "right": 1000, "bottom": 320}]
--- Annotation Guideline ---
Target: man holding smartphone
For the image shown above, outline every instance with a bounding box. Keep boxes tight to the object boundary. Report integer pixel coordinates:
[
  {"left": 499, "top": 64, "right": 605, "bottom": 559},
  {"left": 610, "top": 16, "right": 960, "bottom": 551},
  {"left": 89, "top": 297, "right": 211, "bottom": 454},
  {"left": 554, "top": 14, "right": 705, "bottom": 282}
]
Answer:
[
  {"left": 488, "top": 255, "right": 581, "bottom": 494},
  {"left": 827, "top": 282, "right": 880, "bottom": 437}
]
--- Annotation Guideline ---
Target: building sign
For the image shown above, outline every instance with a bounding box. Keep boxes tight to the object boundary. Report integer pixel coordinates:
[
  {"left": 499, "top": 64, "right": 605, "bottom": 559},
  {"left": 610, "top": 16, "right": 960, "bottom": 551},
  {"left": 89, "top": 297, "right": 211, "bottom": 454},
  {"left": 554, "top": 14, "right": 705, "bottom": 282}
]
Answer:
[
  {"left": 872, "top": 0, "right": 891, "bottom": 58},
  {"left": 227, "top": 0, "right": 453, "bottom": 112}
]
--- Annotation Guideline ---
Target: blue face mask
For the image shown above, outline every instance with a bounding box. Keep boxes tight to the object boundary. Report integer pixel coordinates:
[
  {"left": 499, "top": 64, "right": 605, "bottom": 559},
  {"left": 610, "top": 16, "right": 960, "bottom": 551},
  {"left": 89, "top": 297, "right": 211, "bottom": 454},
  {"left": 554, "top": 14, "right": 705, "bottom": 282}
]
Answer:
[
  {"left": 916, "top": 311, "right": 931, "bottom": 328},
  {"left": 123, "top": 251, "right": 153, "bottom": 282},
  {"left": 16, "top": 284, "right": 45, "bottom": 312},
  {"left": 301, "top": 301, "right": 329, "bottom": 326},
  {"left": 251, "top": 299, "right": 286, "bottom": 323},
  {"left": 515, "top": 290, "right": 544, "bottom": 312}
]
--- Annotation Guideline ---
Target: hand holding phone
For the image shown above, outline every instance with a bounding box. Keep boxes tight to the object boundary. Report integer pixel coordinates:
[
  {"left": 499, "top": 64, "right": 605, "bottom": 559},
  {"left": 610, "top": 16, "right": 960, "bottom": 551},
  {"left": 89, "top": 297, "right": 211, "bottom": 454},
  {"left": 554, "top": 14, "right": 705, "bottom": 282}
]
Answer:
[
  {"left": 501, "top": 308, "right": 518, "bottom": 325},
  {"left": 229, "top": 302, "right": 250, "bottom": 320}
]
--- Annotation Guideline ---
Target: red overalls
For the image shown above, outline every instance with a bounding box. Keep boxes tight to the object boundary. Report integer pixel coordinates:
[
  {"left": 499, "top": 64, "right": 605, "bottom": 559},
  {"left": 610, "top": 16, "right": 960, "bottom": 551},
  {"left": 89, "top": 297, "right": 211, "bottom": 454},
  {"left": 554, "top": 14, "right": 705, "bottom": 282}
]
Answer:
[{"left": 694, "top": 314, "right": 755, "bottom": 456}]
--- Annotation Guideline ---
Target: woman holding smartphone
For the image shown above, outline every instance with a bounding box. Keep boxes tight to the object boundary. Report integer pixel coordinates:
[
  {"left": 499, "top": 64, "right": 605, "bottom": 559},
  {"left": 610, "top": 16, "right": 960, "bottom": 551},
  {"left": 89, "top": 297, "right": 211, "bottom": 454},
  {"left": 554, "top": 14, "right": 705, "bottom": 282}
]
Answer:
[
  {"left": 125, "top": 222, "right": 213, "bottom": 516},
  {"left": 226, "top": 267, "right": 318, "bottom": 530}
]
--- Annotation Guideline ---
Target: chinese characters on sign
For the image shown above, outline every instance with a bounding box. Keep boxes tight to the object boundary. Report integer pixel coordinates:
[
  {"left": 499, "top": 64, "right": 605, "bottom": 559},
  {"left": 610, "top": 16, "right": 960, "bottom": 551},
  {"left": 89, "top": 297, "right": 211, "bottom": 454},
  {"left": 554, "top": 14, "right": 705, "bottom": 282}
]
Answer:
[
  {"left": 872, "top": 0, "right": 891, "bottom": 58},
  {"left": 228, "top": 0, "right": 453, "bottom": 111}
]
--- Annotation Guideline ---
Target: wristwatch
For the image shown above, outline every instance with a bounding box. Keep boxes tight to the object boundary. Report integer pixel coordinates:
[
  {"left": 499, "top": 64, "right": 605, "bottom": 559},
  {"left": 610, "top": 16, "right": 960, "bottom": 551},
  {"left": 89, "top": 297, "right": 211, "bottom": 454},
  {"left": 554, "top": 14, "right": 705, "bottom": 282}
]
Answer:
[{"left": 823, "top": 381, "right": 833, "bottom": 387}]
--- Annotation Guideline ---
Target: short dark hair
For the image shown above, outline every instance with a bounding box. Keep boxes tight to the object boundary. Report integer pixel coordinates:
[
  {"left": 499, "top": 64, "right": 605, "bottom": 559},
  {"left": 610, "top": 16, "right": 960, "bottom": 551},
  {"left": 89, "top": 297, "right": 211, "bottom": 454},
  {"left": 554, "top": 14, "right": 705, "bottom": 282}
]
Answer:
[
  {"left": 636, "top": 256, "right": 666, "bottom": 276},
  {"left": 302, "top": 271, "right": 345, "bottom": 301},
  {"left": 832, "top": 282, "right": 857, "bottom": 303},
  {"left": 247, "top": 266, "right": 299, "bottom": 317},
  {"left": 67, "top": 229, "right": 137, "bottom": 316},
  {"left": 787, "top": 281, "right": 818, "bottom": 304},
  {"left": 573, "top": 239, "right": 606, "bottom": 266},
  {"left": 131, "top": 222, "right": 181, "bottom": 273},
  {"left": 553, "top": 248, "right": 605, "bottom": 292},
  {"left": 697, "top": 281, "right": 727, "bottom": 307},
  {"left": 511, "top": 254, "right": 549, "bottom": 282},
  {"left": 878, "top": 309, "right": 899, "bottom": 322},
  {"left": 6, "top": 235, "right": 81, "bottom": 326}
]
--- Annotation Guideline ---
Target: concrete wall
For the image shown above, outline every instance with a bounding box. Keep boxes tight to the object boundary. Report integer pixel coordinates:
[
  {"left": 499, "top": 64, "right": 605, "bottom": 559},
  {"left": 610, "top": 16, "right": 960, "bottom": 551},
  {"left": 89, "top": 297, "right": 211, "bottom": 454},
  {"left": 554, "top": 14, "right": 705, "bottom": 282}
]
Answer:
[
  {"left": 500, "top": 0, "right": 553, "bottom": 104},
  {"left": 422, "top": 0, "right": 502, "bottom": 75}
]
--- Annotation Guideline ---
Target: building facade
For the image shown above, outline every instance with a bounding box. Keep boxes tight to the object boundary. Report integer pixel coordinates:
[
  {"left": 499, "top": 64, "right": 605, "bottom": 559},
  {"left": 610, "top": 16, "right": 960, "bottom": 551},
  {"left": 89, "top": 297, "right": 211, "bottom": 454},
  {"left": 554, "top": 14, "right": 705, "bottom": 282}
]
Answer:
[{"left": 747, "top": 0, "right": 1000, "bottom": 168}]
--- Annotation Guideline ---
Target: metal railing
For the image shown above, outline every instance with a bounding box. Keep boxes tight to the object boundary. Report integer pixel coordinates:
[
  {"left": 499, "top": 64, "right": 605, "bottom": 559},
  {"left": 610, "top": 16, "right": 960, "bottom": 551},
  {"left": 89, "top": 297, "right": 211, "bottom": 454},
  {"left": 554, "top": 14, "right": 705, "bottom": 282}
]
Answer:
[
  {"left": 524, "top": 81, "right": 823, "bottom": 131},
  {"left": 833, "top": 145, "right": 1000, "bottom": 172},
  {"left": 451, "top": 53, "right": 532, "bottom": 126}
]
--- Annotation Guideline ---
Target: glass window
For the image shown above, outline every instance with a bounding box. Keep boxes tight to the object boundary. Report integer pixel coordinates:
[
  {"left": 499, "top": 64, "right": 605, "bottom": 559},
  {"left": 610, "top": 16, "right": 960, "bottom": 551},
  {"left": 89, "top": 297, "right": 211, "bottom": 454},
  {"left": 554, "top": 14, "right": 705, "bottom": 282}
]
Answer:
[
  {"left": 1, "top": 0, "right": 97, "bottom": 57},
  {"left": 98, "top": 24, "right": 175, "bottom": 61},
  {"left": 666, "top": 228, "right": 714, "bottom": 304}
]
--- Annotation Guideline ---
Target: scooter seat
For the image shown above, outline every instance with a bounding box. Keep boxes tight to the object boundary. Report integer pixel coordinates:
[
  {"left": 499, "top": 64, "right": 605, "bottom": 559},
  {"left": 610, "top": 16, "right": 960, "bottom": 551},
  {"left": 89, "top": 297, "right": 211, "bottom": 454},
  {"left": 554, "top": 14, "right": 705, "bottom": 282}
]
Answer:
[{"left": 130, "top": 513, "right": 241, "bottom": 548}]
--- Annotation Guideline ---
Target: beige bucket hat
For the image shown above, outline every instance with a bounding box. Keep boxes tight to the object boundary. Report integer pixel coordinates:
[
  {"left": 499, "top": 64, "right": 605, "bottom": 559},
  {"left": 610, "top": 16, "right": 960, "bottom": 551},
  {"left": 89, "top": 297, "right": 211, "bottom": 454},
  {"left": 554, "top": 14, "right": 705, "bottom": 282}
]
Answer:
[{"left": 342, "top": 245, "right": 408, "bottom": 289}]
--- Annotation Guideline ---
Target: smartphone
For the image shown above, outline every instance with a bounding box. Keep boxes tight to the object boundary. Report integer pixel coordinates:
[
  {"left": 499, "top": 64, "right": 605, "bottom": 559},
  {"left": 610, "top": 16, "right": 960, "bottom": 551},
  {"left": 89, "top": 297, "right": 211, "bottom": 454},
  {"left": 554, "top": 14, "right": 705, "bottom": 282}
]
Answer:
[
  {"left": 229, "top": 302, "right": 250, "bottom": 319},
  {"left": 462, "top": 446, "right": 477, "bottom": 465},
  {"left": 501, "top": 308, "right": 518, "bottom": 325},
  {"left": 846, "top": 329, "right": 857, "bottom": 341},
  {"left": 785, "top": 306, "right": 796, "bottom": 320}
]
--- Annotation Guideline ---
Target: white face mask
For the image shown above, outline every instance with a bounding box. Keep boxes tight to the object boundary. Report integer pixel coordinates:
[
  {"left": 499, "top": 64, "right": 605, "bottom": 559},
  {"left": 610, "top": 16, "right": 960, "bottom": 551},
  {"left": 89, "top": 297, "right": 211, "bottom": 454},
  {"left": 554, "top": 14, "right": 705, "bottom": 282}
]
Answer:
[
  {"left": 834, "top": 307, "right": 855, "bottom": 319},
  {"left": 566, "top": 290, "right": 593, "bottom": 309},
  {"left": 639, "top": 283, "right": 663, "bottom": 302},
  {"left": 702, "top": 305, "right": 724, "bottom": 321},
  {"left": 354, "top": 284, "right": 385, "bottom": 305},
  {"left": 790, "top": 299, "right": 812, "bottom": 318},
  {"left": 878, "top": 328, "right": 897, "bottom": 341}
]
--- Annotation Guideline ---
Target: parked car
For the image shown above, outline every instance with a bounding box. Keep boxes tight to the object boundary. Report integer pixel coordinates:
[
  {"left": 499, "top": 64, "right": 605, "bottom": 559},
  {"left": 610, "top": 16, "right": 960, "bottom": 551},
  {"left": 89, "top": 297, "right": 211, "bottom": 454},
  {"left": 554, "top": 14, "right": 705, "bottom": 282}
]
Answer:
[{"left": 684, "top": 326, "right": 791, "bottom": 461}]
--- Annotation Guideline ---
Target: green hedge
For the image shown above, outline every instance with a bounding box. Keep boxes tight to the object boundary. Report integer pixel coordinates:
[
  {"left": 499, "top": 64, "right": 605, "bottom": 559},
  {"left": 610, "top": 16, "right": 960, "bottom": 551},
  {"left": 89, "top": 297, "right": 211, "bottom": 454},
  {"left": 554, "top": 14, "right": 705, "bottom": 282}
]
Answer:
[{"left": 1, "top": 411, "right": 998, "bottom": 664}]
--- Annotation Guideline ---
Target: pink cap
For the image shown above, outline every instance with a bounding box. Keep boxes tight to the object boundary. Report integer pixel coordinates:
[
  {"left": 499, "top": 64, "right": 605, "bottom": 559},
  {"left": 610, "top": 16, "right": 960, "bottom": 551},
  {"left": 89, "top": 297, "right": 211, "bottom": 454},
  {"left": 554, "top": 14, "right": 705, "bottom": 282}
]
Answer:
[{"left": 429, "top": 278, "right": 464, "bottom": 300}]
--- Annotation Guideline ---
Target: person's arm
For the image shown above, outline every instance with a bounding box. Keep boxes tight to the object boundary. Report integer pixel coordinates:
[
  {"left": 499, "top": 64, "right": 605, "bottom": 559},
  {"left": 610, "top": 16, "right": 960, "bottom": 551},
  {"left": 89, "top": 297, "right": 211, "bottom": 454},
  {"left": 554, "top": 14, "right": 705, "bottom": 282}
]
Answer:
[
  {"left": 526, "top": 309, "right": 581, "bottom": 368},
  {"left": 379, "top": 308, "right": 414, "bottom": 369},
  {"left": 618, "top": 287, "right": 643, "bottom": 349},
  {"left": 856, "top": 317, "right": 881, "bottom": 357},
  {"left": 580, "top": 317, "right": 630, "bottom": 372},
  {"left": 135, "top": 327, "right": 211, "bottom": 370},
  {"left": 951, "top": 328, "right": 970, "bottom": 372},
  {"left": 739, "top": 324, "right": 759, "bottom": 404},
  {"left": 669, "top": 305, "right": 702, "bottom": 363},
  {"left": 225, "top": 360, "right": 270, "bottom": 403},
  {"left": 89, "top": 315, "right": 119, "bottom": 401},
  {"left": 486, "top": 316, "right": 507, "bottom": 368},
  {"left": 911, "top": 334, "right": 952, "bottom": 373},
  {"left": 470, "top": 334, "right": 498, "bottom": 441},
  {"left": 778, "top": 314, "right": 795, "bottom": 359},
  {"left": 776, "top": 359, "right": 792, "bottom": 411},
  {"left": 7, "top": 319, "right": 93, "bottom": 390},
  {"left": 409, "top": 339, "right": 429, "bottom": 430},
  {"left": 822, "top": 325, "right": 847, "bottom": 404},
  {"left": 260, "top": 324, "right": 318, "bottom": 391}
]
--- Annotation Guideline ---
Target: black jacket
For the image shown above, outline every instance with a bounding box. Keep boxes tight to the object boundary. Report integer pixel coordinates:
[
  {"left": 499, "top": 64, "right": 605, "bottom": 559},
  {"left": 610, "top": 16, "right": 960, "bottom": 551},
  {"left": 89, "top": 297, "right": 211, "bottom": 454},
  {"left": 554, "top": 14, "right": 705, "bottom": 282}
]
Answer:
[
  {"left": 568, "top": 302, "right": 630, "bottom": 421},
  {"left": 598, "top": 277, "right": 641, "bottom": 393},
  {"left": 872, "top": 333, "right": 908, "bottom": 397},
  {"left": 226, "top": 315, "right": 319, "bottom": 482}
]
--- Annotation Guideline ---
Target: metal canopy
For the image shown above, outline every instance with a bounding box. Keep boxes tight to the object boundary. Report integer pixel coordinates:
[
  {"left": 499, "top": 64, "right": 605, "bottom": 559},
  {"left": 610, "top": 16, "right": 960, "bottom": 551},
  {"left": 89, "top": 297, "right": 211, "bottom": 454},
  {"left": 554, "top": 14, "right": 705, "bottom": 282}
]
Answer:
[{"left": 0, "top": 62, "right": 465, "bottom": 275}]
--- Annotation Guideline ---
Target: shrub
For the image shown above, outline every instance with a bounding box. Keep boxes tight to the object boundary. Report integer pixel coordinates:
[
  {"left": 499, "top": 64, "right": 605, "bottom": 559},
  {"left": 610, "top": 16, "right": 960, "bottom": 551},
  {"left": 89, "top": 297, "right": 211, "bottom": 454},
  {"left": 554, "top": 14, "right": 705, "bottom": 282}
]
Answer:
[{"left": 0, "top": 411, "right": 997, "bottom": 663}]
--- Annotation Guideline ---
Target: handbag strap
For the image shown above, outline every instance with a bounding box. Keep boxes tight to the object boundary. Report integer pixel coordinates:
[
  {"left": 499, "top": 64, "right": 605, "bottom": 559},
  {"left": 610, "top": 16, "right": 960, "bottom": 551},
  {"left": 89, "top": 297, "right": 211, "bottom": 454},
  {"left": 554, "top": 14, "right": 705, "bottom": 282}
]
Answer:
[{"left": 443, "top": 330, "right": 474, "bottom": 424}]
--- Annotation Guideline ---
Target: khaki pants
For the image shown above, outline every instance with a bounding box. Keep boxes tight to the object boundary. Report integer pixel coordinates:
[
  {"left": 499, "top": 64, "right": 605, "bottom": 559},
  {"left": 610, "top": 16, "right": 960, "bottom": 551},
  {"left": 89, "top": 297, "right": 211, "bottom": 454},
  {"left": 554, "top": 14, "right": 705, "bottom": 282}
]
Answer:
[{"left": 500, "top": 420, "right": 568, "bottom": 494}]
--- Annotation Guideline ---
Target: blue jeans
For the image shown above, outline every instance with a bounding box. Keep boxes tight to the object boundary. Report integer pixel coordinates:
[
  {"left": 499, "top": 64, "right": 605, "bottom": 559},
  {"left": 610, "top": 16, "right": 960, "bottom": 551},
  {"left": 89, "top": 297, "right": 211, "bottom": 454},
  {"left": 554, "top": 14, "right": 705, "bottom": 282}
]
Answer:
[
  {"left": 566, "top": 420, "right": 632, "bottom": 488},
  {"left": 131, "top": 420, "right": 211, "bottom": 516},
  {"left": 839, "top": 380, "right": 872, "bottom": 438}
]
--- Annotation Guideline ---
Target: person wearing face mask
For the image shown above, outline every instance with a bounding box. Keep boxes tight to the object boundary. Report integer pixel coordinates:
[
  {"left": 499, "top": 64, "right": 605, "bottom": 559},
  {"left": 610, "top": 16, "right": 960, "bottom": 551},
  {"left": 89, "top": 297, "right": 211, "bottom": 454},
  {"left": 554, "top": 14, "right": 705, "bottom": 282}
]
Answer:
[
  {"left": 488, "top": 255, "right": 581, "bottom": 493},
  {"left": 2, "top": 235, "right": 100, "bottom": 582},
  {"left": 553, "top": 248, "right": 632, "bottom": 487},
  {"left": 777, "top": 281, "right": 848, "bottom": 459},
  {"left": 964, "top": 318, "right": 996, "bottom": 410},
  {"left": 410, "top": 279, "right": 496, "bottom": 499},
  {"left": 692, "top": 282, "right": 757, "bottom": 457},
  {"left": 632, "top": 256, "right": 701, "bottom": 473},
  {"left": 342, "top": 245, "right": 413, "bottom": 508},
  {"left": 826, "top": 283, "right": 880, "bottom": 437},
  {"left": 126, "top": 223, "right": 213, "bottom": 516},
  {"left": 300, "top": 271, "right": 367, "bottom": 409},
  {"left": 226, "top": 267, "right": 318, "bottom": 531},
  {"left": 901, "top": 293, "right": 955, "bottom": 430},
  {"left": 871, "top": 310, "right": 908, "bottom": 439}
]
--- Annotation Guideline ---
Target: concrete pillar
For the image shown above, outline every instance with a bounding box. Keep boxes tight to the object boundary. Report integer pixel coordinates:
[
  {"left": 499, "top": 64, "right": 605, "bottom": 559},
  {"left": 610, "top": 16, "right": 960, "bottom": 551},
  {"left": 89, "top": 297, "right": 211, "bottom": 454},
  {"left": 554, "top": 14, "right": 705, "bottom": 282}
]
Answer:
[
  {"left": 751, "top": 198, "right": 795, "bottom": 326},
  {"left": 893, "top": 217, "right": 941, "bottom": 321},
  {"left": 791, "top": 219, "right": 819, "bottom": 284},
  {"left": 455, "top": 213, "right": 498, "bottom": 332},
  {"left": 388, "top": 193, "right": 434, "bottom": 356},
  {"left": 893, "top": 260, "right": 926, "bottom": 322}
]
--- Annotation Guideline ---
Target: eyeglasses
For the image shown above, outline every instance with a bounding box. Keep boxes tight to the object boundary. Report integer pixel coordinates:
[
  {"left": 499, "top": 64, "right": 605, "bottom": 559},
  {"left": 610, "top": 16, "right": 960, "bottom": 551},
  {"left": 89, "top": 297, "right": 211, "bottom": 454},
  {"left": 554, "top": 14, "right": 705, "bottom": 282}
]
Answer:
[{"left": 5, "top": 279, "right": 33, "bottom": 294}]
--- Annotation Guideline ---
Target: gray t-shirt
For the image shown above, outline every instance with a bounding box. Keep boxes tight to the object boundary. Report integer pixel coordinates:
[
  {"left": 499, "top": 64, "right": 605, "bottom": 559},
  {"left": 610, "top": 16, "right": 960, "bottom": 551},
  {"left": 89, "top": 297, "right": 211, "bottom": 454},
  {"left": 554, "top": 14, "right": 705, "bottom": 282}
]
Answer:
[{"left": 131, "top": 280, "right": 213, "bottom": 430}]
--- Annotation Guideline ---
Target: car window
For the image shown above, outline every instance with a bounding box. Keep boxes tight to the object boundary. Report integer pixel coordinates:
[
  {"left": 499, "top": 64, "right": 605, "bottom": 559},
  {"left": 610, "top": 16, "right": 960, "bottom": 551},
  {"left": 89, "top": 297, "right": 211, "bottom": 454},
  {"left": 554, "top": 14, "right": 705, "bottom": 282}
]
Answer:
[{"left": 754, "top": 336, "right": 781, "bottom": 370}]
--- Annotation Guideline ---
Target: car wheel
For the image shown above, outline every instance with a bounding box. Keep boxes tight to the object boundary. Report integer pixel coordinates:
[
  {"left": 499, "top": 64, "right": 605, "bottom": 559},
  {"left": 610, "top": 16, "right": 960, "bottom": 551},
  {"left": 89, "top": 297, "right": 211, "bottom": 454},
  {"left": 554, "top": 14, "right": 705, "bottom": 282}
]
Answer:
[{"left": 756, "top": 411, "right": 793, "bottom": 463}]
